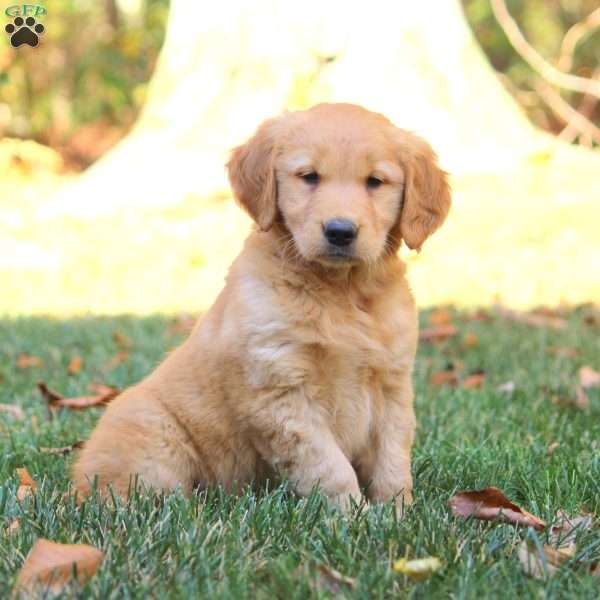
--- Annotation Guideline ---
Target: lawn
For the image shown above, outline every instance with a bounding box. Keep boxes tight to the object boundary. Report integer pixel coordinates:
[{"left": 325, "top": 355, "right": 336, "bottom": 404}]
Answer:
[{"left": 1, "top": 308, "right": 599, "bottom": 598}]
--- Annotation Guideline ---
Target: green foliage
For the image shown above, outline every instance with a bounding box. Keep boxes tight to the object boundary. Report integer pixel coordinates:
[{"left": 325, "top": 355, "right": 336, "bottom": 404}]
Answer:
[
  {"left": 0, "top": 0, "right": 169, "bottom": 166},
  {"left": 0, "top": 310, "right": 599, "bottom": 597},
  {"left": 463, "top": 0, "right": 600, "bottom": 142},
  {"left": 1, "top": 0, "right": 598, "bottom": 168}
]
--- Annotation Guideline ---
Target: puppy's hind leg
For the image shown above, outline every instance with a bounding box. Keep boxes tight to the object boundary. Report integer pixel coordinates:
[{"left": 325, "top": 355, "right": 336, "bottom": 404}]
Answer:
[{"left": 73, "top": 391, "right": 199, "bottom": 500}]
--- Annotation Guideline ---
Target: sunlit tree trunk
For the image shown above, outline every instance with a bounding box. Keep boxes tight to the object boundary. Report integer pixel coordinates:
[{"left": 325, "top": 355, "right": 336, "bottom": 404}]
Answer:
[{"left": 50, "top": 0, "right": 577, "bottom": 216}]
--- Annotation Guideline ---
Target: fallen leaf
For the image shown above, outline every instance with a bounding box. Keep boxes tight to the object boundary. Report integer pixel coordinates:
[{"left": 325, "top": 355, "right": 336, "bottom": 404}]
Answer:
[
  {"left": 463, "top": 333, "right": 479, "bottom": 348},
  {"left": 448, "top": 487, "right": 545, "bottom": 530},
  {"left": 104, "top": 351, "right": 129, "bottom": 370},
  {"left": 37, "top": 382, "right": 120, "bottom": 412},
  {"left": 15, "top": 539, "right": 104, "bottom": 594},
  {"left": 112, "top": 331, "right": 132, "bottom": 350},
  {"left": 517, "top": 539, "right": 573, "bottom": 580},
  {"left": 519, "top": 504, "right": 591, "bottom": 579},
  {"left": 463, "top": 371, "right": 486, "bottom": 389},
  {"left": 16, "top": 467, "right": 37, "bottom": 502},
  {"left": 7, "top": 518, "right": 20, "bottom": 535},
  {"left": 497, "top": 381, "right": 516, "bottom": 394},
  {"left": 574, "top": 385, "right": 590, "bottom": 410},
  {"left": 428, "top": 308, "right": 452, "bottom": 327},
  {"left": 535, "top": 306, "right": 568, "bottom": 318},
  {"left": 393, "top": 557, "right": 442, "bottom": 581},
  {"left": 545, "top": 346, "right": 578, "bottom": 358},
  {"left": 430, "top": 370, "right": 459, "bottom": 387},
  {"left": 167, "top": 313, "right": 197, "bottom": 336},
  {"left": 39, "top": 442, "right": 84, "bottom": 455},
  {"left": 88, "top": 383, "right": 120, "bottom": 396},
  {"left": 551, "top": 385, "right": 591, "bottom": 410},
  {"left": 17, "top": 354, "right": 44, "bottom": 369},
  {"left": 419, "top": 324, "right": 457, "bottom": 342},
  {"left": 498, "top": 308, "right": 566, "bottom": 330},
  {"left": 313, "top": 564, "right": 355, "bottom": 594},
  {"left": 547, "top": 442, "right": 560, "bottom": 457},
  {"left": 67, "top": 356, "right": 83, "bottom": 375},
  {"left": 579, "top": 366, "right": 600, "bottom": 388},
  {"left": 0, "top": 403, "right": 25, "bottom": 420},
  {"left": 467, "top": 309, "right": 492, "bottom": 322},
  {"left": 550, "top": 511, "right": 593, "bottom": 547}
]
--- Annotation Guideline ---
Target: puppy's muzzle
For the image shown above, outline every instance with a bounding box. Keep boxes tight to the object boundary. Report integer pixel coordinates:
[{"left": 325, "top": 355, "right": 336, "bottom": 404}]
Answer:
[{"left": 322, "top": 219, "right": 357, "bottom": 247}]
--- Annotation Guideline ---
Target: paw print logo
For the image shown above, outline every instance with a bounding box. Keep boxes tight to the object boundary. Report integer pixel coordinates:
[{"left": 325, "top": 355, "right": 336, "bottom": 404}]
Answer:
[{"left": 5, "top": 16, "right": 44, "bottom": 48}]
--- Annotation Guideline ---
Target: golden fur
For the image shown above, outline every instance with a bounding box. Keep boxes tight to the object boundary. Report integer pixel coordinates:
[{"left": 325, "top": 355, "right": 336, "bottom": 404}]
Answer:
[{"left": 73, "top": 103, "right": 451, "bottom": 511}]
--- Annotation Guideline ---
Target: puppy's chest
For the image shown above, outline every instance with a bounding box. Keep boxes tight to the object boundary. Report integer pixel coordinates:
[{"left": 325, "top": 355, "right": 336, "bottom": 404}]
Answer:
[
  {"left": 305, "top": 347, "right": 372, "bottom": 451},
  {"left": 295, "top": 297, "right": 410, "bottom": 457}
]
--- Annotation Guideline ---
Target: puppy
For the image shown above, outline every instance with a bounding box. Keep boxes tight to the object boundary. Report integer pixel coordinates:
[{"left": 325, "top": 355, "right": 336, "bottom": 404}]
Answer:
[{"left": 73, "top": 103, "right": 450, "bottom": 511}]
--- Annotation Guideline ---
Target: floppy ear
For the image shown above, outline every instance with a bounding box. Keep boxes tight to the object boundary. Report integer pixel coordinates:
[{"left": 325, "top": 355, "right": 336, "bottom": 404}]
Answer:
[
  {"left": 395, "top": 132, "right": 451, "bottom": 251},
  {"left": 226, "top": 118, "right": 279, "bottom": 231}
]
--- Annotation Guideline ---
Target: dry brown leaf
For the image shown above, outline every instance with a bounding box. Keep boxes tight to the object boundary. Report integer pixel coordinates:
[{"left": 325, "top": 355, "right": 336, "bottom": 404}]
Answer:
[
  {"left": 313, "top": 564, "right": 355, "bottom": 594},
  {"left": 579, "top": 366, "right": 600, "bottom": 389},
  {"left": 112, "top": 331, "right": 132, "bottom": 350},
  {"left": 547, "top": 442, "right": 560, "bottom": 457},
  {"left": 104, "top": 350, "right": 129, "bottom": 370},
  {"left": 463, "top": 372, "right": 486, "bottom": 389},
  {"left": 550, "top": 511, "right": 593, "bottom": 547},
  {"left": 39, "top": 442, "right": 84, "bottom": 455},
  {"left": 16, "top": 467, "right": 37, "bottom": 502},
  {"left": 419, "top": 324, "right": 457, "bottom": 342},
  {"left": 517, "top": 540, "right": 573, "bottom": 580},
  {"left": 167, "top": 313, "right": 197, "bottom": 336},
  {"left": 535, "top": 306, "right": 568, "bottom": 318},
  {"left": 545, "top": 346, "right": 578, "bottom": 358},
  {"left": 7, "top": 518, "right": 20, "bottom": 535},
  {"left": 67, "top": 356, "right": 83, "bottom": 375},
  {"left": 517, "top": 508, "right": 591, "bottom": 580},
  {"left": 393, "top": 557, "right": 442, "bottom": 581},
  {"left": 88, "top": 383, "right": 119, "bottom": 396},
  {"left": 37, "top": 382, "right": 120, "bottom": 412},
  {"left": 574, "top": 385, "right": 590, "bottom": 410},
  {"left": 0, "top": 403, "right": 25, "bottom": 420},
  {"left": 16, "top": 354, "right": 44, "bottom": 369},
  {"left": 467, "top": 309, "right": 492, "bottom": 322},
  {"left": 498, "top": 308, "right": 566, "bottom": 330},
  {"left": 428, "top": 308, "right": 452, "bottom": 326},
  {"left": 448, "top": 487, "right": 545, "bottom": 530},
  {"left": 463, "top": 333, "right": 479, "bottom": 348},
  {"left": 15, "top": 539, "right": 104, "bottom": 594},
  {"left": 430, "top": 370, "right": 459, "bottom": 387}
]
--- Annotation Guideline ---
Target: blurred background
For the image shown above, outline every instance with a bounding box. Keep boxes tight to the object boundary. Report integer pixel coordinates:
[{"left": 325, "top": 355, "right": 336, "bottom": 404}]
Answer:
[{"left": 1, "top": 0, "right": 599, "bottom": 315}]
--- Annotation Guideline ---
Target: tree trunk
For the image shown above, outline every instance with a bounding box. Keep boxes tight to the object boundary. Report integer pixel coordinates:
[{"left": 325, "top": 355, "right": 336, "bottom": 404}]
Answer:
[{"left": 47, "top": 0, "right": 583, "bottom": 217}]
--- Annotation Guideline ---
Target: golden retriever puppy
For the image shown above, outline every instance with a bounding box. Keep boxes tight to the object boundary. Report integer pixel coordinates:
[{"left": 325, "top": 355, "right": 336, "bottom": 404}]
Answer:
[{"left": 73, "top": 103, "right": 450, "bottom": 511}]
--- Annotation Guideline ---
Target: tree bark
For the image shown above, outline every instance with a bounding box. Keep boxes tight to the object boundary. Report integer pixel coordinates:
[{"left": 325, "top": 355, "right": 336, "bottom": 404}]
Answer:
[{"left": 47, "top": 0, "right": 588, "bottom": 217}]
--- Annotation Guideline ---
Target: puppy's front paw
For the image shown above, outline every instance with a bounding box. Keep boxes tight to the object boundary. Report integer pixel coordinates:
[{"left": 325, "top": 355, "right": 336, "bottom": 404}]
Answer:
[
  {"left": 369, "top": 483, "right": 413, "bottom": 517},
  {"left": 332, "top": 489, "right": 364, "bottom": 514}
]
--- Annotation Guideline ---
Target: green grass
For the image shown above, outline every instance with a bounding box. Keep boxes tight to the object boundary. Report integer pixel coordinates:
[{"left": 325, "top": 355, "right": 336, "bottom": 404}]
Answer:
[{"left": 1, "top": 309, "right": 599, "bottom": 598}]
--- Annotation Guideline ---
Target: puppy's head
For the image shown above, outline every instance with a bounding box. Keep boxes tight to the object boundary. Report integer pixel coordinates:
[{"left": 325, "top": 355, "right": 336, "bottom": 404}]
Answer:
[{"left": 227, "top": 103, "right": 450, "bottom": 266}]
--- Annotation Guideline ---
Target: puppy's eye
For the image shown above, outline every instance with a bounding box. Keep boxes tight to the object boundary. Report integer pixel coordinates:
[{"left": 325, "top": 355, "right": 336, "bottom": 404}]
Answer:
[
  {"left": 366, "top": 176, "right": 384, "bottom": 190},
  {"left": 299, "top": 171, "right": 320, "bottom": 185}
]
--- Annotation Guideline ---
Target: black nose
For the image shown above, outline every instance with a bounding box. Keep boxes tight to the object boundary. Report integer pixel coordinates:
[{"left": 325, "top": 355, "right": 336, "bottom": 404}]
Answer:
[
  {"left": 323, "top": 219, "right": 358, "bottom": 247},
  {"left": 323, "top": 219, "right": 357, "bottom": 246}
]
